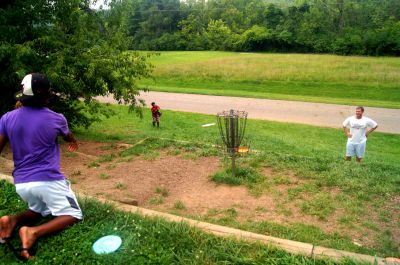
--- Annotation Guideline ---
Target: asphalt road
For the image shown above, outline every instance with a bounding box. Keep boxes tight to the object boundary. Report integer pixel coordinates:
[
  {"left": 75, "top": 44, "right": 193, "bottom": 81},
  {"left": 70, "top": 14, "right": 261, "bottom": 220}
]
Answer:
[{"left": 97, "top": 92, "right": 400, "bottom": 134}]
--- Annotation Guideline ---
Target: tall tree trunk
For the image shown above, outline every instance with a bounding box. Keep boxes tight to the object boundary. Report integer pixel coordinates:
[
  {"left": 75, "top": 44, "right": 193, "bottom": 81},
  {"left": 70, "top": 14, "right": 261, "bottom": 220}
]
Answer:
[{"left": 337, "top": 0, "right": 345, "bottom": 34}]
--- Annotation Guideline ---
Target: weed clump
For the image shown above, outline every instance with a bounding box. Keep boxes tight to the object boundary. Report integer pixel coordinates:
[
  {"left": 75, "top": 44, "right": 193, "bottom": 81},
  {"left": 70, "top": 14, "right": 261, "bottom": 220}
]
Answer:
[{"left": 210, "top": 167, "right": 264, "bottom": 186}]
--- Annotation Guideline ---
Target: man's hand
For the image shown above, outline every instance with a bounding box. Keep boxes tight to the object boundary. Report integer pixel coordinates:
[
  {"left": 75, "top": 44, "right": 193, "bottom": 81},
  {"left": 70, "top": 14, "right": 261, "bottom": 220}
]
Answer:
[
  {"left": 68, "top": 141, "right": 78, "bottom": 152},
  {"left": 63, "top": 132, "right": 78, "bottom": 152}
]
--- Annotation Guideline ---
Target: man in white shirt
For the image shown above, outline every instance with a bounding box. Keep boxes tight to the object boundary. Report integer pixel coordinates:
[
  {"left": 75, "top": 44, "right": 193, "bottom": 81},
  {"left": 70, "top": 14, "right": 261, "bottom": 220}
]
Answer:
[{"left": 342, "top": 106, "right": 378, "bottom": 162}]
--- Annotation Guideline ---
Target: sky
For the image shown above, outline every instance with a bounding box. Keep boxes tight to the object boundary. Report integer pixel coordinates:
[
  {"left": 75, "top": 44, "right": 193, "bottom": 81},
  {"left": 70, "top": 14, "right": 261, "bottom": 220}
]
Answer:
[{"left": 90, "top": 0, "right": 110, "bottom": 10}]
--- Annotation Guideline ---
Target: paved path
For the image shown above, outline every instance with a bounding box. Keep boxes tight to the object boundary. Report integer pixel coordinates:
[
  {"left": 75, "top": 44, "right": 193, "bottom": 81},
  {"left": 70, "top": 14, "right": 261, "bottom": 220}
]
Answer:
[{"left": 98, "top": 92, "right": 400, "bottom": 134}]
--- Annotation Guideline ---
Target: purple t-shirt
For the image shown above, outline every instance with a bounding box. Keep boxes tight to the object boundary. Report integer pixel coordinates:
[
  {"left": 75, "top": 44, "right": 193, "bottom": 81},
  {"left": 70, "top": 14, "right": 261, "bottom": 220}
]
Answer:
[{"left": 0, "top": 107, "right": 68, "bottom": 184}]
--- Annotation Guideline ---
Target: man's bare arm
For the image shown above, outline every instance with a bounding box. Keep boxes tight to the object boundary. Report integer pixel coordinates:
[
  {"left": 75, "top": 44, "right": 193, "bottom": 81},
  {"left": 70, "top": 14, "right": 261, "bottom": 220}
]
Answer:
[
  {"left": 63, "top": 132, "right": 78, "bottom": 152},
  {"left": 0, "top": 135, "right": 8, "bottom": 154},
  {"left": 343, "top": 127, "right": 351, "bottom": 138},
  {"left": 366, "top": 126, "right": 378, "bottom": 138}
]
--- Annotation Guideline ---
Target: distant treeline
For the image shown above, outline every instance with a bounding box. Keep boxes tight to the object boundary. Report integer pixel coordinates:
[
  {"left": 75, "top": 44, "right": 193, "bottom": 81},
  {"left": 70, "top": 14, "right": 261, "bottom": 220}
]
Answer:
[{"left": 126, "top": 0, "right": 400, "bottom": 55}]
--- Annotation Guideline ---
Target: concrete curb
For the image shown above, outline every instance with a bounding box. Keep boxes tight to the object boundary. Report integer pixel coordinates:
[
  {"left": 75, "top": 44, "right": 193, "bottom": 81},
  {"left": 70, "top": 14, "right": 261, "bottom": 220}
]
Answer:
[{"left": 0, "top": 173, "right": 396, "bottom": 264}]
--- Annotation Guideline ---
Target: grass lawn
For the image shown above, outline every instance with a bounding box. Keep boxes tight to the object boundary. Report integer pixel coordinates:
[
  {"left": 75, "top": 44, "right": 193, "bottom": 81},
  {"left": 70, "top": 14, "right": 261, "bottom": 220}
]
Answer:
[
  {"left": 139, "top": 51, "right": 400, "bottom": 109},
  {"left": 72, "top": 105, "right": 400, "bottom": 258},
  {"left": 0, "top": 180, "right": 365, "bottom": 265}
]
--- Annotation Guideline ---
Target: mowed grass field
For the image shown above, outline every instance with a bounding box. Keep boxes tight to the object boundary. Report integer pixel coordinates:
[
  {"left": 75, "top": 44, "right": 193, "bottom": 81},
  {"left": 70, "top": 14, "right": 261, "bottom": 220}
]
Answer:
[
  {"left": 73, "top": 105, "right": 400, "bottom": 257},
  {"left": 139, "top": 51, "right": 400, "bottom": 108}
]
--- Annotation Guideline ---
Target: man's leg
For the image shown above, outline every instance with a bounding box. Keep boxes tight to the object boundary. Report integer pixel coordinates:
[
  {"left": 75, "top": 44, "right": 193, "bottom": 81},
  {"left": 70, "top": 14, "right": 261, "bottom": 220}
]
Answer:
[
  {"left": 19, "top": 215, "right": 79, "bottom": 260},
  {"left": 0, "top": 210, "right": 42, "bottom": 239},
  {"left": 355, "top": 142, "right": 366, "bottom": 163},
  {"left": 345, "top": 142, "right": 354, "bottom": 161},
  {"left": 13, "top": 180, "right": 83, "bottom": 259}
]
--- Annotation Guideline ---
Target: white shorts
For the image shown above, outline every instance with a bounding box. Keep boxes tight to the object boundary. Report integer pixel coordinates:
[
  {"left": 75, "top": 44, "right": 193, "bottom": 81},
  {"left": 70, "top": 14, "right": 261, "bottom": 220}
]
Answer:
[
  {"left": 15, "top": 180, "right": 83, "bottom": 220},
  {"left": 346, "top": 141, "right": 366, "bottom": 158}
]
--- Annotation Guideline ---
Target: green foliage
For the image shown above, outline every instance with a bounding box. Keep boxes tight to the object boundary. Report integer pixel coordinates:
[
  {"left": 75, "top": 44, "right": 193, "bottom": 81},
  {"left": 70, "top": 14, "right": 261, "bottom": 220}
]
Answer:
[
  {"left": 237, "top": 25, "right": 273, "bottom": 51},
  {"left": 0, "top": 0, "right": 153, "bottom": 127},
  {"left": 115, "top": 182, "right": 128, "bottom": 190},
  {"left": 173, "top": 200, "right": 186, "bottom": 210},
  {"left": 126, "top": 0, "right": 400, "bottom": 56},
  {"left": 210, "top": 166, "right": 264, "bottom": 186},
  {"left": 99, "top": 173, "right": 111, "bottom": 180},
  {"left": 300, "top": 193, "right": 337, "bottom": 221},
  {"left": 148, "top": 195, "right": 164, "bottom": 205},
  {"left": 178, "top": 13, "right": 208, "bottom": 50},
  {"left": 118, "top": 136, "right": 217, "bottom": 159},
  {"left": 205, "top": 20, "right": 236, "bottom": 50},
  {"left": 155, "top": 186, "right": 169, "bottom": 197},
  {"left": 0, "top": 180, "right": 27, "bottom": 216},
  {"left": 129, "top": 0, "right": 181, "bottom": 50},
  {"left": 88, "top": 161, "right": 100, "bottom": 168},
  {"left": 96, "top": 153, "right": 116, "bottom": 163}
]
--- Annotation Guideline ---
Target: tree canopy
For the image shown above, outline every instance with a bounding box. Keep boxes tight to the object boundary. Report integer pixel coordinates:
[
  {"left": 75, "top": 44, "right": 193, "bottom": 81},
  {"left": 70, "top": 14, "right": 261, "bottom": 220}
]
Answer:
[
  {"left": 128, "top": 0, "right": 400, "bottom": 56},
  {"left": 0, "top": 0, "right": 153, "bottom": 126}
]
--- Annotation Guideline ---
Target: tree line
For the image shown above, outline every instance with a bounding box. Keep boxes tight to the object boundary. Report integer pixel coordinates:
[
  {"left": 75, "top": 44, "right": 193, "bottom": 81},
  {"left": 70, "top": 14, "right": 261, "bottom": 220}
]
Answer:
[{"left": 128, "top": 0, "right": 400, "bottom": 55}]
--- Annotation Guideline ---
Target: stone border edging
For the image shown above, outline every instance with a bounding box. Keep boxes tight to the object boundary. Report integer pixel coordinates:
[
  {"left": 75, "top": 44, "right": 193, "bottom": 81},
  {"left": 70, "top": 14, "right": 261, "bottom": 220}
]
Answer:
[{"left": 0, "top": 173, "right": 395, "bottom": 265}]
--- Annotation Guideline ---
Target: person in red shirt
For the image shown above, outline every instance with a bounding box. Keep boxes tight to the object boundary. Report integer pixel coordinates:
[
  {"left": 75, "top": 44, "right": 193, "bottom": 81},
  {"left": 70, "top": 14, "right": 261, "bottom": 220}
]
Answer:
[{"left": 150, "top": 102, "right": 161, "bottom": 128}]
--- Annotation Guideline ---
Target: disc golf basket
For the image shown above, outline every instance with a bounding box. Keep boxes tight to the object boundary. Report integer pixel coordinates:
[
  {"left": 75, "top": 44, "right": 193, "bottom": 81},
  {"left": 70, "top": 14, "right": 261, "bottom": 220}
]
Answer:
[{"left": 217, "top": 109, "right": 250, "bottom": 176}]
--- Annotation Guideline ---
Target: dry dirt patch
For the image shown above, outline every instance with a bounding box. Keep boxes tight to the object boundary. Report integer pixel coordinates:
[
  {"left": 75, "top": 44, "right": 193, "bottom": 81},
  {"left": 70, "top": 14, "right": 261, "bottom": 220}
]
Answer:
[
  {"left": 60, "top": 141, "right": 279, "bottom": 219},
  {"left": 58, "top": 142, "right": 353, "bottom": 235}
]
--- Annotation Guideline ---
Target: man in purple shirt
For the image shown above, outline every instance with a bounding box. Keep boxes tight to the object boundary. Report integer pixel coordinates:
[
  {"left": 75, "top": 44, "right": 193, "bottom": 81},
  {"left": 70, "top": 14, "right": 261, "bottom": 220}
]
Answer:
[{"left": 0, "top": 74, "right": 82, "bottom": 260}]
